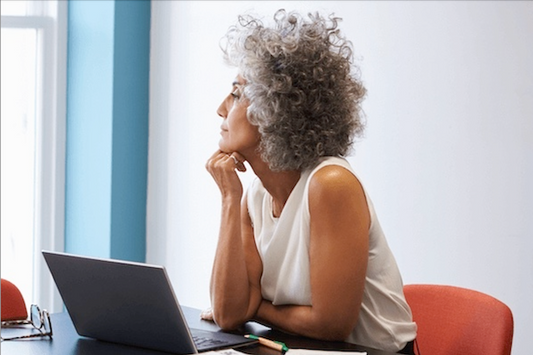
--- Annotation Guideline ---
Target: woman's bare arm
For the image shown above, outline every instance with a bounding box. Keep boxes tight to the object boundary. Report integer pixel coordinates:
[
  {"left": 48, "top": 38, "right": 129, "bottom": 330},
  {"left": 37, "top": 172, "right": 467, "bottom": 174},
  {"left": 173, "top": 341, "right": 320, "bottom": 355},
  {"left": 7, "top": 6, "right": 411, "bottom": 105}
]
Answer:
[
  {"left": 207, "top": 151, "right": 262, "bottom": 330},
  {"left": 255, "top": 165, "right": 370, "bottom": 340}
]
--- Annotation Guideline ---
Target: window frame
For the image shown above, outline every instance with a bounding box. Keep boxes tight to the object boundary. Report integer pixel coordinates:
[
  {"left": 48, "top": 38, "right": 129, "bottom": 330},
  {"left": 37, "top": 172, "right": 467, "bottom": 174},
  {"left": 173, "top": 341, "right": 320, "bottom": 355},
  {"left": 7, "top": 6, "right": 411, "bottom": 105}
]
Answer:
[{"left": 1, "top": 1, "right": 67, "bottom": 312}]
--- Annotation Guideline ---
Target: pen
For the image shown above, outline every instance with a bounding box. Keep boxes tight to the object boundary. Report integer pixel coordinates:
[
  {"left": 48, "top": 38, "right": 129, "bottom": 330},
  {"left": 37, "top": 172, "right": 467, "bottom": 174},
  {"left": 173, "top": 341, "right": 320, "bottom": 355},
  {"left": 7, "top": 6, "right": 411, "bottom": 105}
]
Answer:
[{"left": 245, "top": 334, "right": 289, "bottom": 353}]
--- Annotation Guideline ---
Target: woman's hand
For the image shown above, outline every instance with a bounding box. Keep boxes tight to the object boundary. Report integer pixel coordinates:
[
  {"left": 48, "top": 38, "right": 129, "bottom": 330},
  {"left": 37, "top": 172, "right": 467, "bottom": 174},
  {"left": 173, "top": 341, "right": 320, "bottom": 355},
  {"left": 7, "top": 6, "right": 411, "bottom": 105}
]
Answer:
[
  {"left": 200, "top": 307, "right": 214, "bottom": 322},
  {"left": 206, "top": 150, "right": 247, "bottom": 199}
]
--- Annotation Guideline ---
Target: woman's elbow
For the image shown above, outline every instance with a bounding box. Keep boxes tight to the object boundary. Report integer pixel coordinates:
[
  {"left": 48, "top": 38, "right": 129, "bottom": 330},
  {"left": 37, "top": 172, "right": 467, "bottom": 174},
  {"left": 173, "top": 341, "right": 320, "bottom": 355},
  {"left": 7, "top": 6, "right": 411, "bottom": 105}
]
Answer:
[
  {"left": 212, "top": 308, "right": 247, "bottom": 331},
  {"left": 313, "top": 313, "right": 358, "bottom": 341},
  {"left": 319, "top": 325, "right": 353, "bottom": 342},
  {"left": 214, "top": 316, "right": 242, "bottom": 331}
]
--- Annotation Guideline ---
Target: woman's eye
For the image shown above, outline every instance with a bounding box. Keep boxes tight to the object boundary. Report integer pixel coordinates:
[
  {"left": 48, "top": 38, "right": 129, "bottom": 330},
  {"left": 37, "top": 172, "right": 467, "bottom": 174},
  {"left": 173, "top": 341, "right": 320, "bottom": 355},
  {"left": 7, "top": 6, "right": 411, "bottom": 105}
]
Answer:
[{"left": 231, "top": 88, "right": 241, "bottom": 99}]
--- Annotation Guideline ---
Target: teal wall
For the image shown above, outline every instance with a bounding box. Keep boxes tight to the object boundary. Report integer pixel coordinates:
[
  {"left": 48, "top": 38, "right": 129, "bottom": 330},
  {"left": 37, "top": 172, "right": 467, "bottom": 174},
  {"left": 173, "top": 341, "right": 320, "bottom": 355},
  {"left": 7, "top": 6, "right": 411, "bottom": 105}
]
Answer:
[{"left": 65, "top": 0, "right": 151, "bottom": 262}]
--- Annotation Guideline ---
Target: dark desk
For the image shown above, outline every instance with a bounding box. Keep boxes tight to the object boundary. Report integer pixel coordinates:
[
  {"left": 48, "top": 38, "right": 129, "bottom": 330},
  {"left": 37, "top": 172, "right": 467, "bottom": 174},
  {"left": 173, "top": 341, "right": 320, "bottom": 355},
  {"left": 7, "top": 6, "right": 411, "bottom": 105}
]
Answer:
[{"left": 1, "top": 307, "right": 399, "bottom": 355}]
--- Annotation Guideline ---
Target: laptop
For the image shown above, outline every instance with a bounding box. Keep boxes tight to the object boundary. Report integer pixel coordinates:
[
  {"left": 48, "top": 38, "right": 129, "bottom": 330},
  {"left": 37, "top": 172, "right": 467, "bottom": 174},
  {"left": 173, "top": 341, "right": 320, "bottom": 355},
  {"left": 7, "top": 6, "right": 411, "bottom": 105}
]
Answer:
[{"left": 42, "top": 250, "right": 257, "bottom": 354}]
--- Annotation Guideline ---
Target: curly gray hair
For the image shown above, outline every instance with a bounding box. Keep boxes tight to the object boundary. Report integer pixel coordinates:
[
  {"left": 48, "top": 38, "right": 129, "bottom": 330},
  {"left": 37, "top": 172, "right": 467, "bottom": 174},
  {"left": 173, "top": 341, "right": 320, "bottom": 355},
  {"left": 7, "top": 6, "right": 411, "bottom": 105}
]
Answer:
[{"left": 221, "top": 9, "right": 366, "bottom": 171}]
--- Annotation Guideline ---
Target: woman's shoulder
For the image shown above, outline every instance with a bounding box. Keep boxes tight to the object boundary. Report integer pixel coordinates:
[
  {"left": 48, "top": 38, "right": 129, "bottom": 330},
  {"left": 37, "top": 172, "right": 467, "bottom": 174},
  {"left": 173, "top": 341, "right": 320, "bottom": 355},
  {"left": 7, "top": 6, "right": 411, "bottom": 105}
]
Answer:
[
  {"left": 306, "top": 157, "right": 364, "bottom": 196},
  {"left": 309, "top": 162, "right": 363, "bottom": 195},
  {"left": 310, "top": 156, "right": 353, "bottom": 172},
  {"left": 308, "top": 157, "right": 358, "bottom": 184},
  {"left": 307, "top": 157, "right": 371, "bottom": 229}
]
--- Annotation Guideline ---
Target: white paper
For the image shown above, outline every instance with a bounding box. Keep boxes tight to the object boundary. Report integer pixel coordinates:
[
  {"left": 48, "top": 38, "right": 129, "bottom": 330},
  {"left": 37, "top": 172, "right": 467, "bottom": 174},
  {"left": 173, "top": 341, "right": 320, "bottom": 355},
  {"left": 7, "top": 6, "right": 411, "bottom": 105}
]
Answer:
[
  {"left": 206, "top": 348, "right": 366, "bottom": 355},
  {"left": 206, "top": 350, "right": 249, "bottom": 355},
  {"left": 287, "top": 349, "right": 366, "bottom": 355}
]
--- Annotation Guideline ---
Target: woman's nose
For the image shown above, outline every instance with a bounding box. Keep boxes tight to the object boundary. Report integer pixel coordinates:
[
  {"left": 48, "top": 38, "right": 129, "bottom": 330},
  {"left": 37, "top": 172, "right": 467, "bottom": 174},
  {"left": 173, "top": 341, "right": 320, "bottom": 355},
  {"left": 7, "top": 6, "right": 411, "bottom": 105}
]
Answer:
[{"left": 217, "top": 99, "right": 227, "bottom": 119}]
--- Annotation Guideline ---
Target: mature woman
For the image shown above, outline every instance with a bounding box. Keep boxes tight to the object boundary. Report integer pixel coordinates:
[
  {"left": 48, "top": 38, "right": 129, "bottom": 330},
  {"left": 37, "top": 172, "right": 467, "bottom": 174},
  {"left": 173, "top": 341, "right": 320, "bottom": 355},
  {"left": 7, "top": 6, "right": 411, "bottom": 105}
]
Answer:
[{"left": 205, "top": 9, "right": 417, "bottom": 354}]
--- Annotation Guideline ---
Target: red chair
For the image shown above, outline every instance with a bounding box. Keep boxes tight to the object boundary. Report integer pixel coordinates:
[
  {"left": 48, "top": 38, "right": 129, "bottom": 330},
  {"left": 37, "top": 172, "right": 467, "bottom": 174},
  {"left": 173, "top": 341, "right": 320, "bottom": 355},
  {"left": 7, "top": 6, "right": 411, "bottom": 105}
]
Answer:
[
  {"left": 404, "top": 284, "right": 513, "bottom": 355},
  {"left": 1, "top": 278, "right": 28, "bottom": 321}
]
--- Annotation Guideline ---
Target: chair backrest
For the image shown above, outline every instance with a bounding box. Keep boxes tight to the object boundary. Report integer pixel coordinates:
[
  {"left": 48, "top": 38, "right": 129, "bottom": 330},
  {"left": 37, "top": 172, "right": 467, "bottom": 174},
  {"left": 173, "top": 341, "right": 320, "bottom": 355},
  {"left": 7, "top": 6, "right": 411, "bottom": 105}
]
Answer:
[
  {"left": 404, "top": 284, "right": 513, "bottom": 355},
  {"left": 1, "top": 278, "right": 28, "bottom": 321}
]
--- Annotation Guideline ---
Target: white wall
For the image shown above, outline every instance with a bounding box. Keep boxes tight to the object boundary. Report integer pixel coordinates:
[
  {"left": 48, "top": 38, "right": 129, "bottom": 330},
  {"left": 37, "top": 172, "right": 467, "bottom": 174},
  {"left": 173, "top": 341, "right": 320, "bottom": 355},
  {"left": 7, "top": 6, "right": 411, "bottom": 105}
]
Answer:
[{"left": 148, "top": 2, "right": 533, "bottom": 354}]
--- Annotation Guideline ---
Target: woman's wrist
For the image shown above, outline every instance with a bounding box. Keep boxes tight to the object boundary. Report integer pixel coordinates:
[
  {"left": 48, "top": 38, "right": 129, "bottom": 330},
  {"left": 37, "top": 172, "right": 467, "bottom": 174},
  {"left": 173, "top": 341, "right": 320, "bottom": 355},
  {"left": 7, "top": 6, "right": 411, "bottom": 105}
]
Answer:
[{"left": 221, "top": 194, "right": 242, "bottom": 209}]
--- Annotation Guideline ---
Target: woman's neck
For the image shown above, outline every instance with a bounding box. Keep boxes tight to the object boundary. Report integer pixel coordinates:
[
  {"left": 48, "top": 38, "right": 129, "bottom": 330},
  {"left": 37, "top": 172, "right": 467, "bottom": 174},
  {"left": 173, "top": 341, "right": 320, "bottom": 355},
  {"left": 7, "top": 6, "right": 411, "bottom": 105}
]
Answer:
[{"left": 246, "top": 155, "right": 300, "bottom": 217}]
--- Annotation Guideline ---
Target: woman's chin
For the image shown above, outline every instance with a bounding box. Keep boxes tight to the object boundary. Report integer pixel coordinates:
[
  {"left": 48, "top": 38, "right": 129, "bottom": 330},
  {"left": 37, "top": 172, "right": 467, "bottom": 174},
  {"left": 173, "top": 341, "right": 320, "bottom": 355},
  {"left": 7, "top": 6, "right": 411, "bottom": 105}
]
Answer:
[{"left": 218, "top": 142, "right": 231, "bottom": 154}]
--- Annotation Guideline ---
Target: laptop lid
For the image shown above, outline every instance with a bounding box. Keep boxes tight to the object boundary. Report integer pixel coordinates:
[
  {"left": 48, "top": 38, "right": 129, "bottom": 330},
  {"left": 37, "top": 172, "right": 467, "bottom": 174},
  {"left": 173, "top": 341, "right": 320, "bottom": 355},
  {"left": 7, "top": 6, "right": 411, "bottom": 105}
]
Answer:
[{"left": 42, "top": 250, "right": 255, "bottom": 354}]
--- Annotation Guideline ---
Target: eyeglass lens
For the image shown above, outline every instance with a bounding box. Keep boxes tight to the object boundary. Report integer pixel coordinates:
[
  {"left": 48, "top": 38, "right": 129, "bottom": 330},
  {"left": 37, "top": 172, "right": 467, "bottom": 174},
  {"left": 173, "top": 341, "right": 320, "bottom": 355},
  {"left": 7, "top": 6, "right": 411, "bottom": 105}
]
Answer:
[
  {"left": 42, "top": 312, "right": 52, "bottom": 335},
  {"left": 30, "top": 304, "right": 43, "bottom": 329}
]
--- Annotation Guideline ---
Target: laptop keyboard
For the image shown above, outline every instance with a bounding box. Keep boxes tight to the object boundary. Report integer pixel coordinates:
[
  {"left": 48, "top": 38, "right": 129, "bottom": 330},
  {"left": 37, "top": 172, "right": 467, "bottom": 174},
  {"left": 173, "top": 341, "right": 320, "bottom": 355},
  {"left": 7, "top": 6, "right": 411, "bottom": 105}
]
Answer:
[{"left": 193, "top": 335, "right": 229, "bottom": 348}]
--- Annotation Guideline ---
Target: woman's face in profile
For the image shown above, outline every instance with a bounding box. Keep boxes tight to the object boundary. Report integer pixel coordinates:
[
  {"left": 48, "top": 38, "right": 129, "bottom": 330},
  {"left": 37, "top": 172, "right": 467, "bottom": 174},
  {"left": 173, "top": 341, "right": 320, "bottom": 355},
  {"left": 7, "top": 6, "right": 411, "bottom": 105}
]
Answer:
[{"left": 217, "top": 75, "right": 260, "bottom": 156}]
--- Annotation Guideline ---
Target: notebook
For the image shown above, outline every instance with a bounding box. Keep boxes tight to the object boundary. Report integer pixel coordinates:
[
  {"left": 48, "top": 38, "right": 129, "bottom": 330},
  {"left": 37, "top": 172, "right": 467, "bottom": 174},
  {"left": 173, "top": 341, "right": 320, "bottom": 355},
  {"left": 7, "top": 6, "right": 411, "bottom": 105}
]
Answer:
[{"left": 42, "top": 250, "right": 257, "bottom": 354}]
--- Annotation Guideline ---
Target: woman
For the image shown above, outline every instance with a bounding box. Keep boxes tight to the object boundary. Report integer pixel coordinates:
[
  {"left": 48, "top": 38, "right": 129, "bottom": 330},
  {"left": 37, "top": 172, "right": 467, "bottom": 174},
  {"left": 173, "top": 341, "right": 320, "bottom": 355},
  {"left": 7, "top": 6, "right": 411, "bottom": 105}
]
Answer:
[{"left": 205, "top": 9, "right": 417, "bottom": 354}]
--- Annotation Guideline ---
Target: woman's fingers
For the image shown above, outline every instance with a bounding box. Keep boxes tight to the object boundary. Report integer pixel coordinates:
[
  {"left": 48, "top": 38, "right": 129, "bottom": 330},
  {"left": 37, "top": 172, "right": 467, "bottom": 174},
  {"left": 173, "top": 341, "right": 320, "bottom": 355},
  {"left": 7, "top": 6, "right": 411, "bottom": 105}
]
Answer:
[
  {"left": 205, "top": 150, "right": 245, "bottom": 197},
  {"left": 200, "top": 307, "right": 214, "bottom": 322},
  {"left": 230, "top": 152, "right": 247, "bottom": 172},
  {"left": 206, "top": 150, "right": 247, "bottom": 173}
]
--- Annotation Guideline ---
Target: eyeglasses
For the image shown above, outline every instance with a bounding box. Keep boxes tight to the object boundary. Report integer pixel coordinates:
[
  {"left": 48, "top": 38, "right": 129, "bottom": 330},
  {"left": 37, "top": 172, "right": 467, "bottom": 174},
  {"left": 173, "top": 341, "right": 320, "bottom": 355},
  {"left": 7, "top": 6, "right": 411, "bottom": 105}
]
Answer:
[{"left": 1, "top": 304, "right": 53, "bottom": 341}]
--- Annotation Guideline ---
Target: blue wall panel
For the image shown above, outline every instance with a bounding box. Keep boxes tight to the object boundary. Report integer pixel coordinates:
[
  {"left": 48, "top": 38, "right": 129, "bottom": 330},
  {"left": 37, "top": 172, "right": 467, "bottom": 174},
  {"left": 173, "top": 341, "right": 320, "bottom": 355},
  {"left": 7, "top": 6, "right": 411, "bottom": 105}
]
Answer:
[{"left": 65, "top": 0, "right": 150, "bottom": 262}]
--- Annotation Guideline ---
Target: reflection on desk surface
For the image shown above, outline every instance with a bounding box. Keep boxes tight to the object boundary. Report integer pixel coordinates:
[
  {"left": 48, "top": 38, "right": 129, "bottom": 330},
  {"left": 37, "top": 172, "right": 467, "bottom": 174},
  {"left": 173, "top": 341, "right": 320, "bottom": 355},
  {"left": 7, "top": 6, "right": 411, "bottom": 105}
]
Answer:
[
  {"left": 1, "top": 308, "right": 400, "bottom": 355},
  {"left": 74, "top": 337, "right": 179, "bottom": 355}
]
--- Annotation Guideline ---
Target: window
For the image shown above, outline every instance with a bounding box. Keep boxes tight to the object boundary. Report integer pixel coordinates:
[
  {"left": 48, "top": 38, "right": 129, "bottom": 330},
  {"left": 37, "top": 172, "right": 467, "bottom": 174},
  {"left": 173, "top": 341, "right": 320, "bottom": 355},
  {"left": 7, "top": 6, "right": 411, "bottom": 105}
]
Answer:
[
  {"left": 1, "top": 0, "right": 67, "bottom": 312},
  {"left": 1, "top": 25, "right": 38, "bottom": 307}
]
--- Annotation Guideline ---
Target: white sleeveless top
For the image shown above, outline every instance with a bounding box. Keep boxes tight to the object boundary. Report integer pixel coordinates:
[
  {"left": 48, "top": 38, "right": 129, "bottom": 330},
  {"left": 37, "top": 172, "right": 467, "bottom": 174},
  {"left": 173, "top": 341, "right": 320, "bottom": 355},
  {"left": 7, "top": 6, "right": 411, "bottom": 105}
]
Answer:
[{"left": 247, "top": 157, "right": 417, "bottom": 352}]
